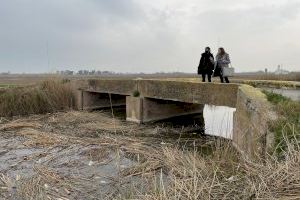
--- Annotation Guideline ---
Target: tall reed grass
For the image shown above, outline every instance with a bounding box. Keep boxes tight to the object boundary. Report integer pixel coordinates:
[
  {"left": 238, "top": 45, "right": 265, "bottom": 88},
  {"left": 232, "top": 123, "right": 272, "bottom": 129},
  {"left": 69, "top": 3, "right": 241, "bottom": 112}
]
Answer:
[
  {"left": 0, "top": 80, "right": 74, "bottom": 117},
  {"left": 117, "top": 138, "right": 300, "bottom": 200}
]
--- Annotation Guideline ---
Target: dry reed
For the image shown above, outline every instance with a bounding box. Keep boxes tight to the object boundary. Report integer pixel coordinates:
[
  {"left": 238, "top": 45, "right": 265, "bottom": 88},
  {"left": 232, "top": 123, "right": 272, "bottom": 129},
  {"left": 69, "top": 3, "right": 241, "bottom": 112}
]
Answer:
[
  {"left": 0, "top": 80, "right": 74, "bottom": 117},
  {"left": 0, "top": 105, "right": 299, "bottom": 199}
]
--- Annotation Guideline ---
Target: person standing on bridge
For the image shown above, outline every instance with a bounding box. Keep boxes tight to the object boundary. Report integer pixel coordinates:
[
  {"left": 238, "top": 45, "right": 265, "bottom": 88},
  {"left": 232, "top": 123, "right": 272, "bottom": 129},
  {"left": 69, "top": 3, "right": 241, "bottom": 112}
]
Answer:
[
  {"left": 214, "top": 47, "right": 231, "bottom": 83},
  {"left": 198, "top": 47, "right": 214, "bottom": 82}
]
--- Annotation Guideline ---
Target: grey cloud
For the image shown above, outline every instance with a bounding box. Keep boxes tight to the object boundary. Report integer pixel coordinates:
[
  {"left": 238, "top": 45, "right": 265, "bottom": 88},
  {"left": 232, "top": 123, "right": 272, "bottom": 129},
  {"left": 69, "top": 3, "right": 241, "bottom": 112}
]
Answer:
[
  {"left": 192, "top": 1, "right": 300, "bottom": 34},
  {"left": 0, "top": 0, "right": 147, "bottom": 72},
  {"left": 0, "top": 0, "right": 299, "bottom": 73}
]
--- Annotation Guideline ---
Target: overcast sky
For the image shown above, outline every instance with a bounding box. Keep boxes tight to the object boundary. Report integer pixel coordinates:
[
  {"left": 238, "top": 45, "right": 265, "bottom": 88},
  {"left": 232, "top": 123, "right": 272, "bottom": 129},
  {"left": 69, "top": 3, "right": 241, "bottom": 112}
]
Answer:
[{"left": 0, "top": 0, "right": 300, "bottom": 73}]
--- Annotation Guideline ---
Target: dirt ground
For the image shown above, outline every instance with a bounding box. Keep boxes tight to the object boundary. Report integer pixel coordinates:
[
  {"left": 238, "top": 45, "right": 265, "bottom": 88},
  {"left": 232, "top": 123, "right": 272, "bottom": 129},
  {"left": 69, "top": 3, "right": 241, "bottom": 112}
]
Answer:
[{"left": 0, "top": 110, "right": 214, "bottom": 200}]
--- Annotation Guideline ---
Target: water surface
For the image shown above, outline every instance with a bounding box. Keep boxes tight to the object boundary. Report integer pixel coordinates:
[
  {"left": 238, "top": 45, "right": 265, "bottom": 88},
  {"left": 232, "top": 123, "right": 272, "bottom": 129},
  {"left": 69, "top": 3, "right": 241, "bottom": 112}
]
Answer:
[{"left": 261, "top": 87, "right": 300, "bottom": 101}]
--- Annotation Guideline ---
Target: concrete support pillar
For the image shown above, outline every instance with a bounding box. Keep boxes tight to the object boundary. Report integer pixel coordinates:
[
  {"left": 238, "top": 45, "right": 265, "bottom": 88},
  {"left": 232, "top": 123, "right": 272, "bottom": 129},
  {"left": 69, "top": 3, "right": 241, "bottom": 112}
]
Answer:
[
  {"left": 126, "top": 96, "right": 204, "bottom": 123},
  {"left": 75, "top": 90, "right": 126, "bottom": 110},
  {"left": 232, "top": 86, "right": 275, "bottom": 159}
]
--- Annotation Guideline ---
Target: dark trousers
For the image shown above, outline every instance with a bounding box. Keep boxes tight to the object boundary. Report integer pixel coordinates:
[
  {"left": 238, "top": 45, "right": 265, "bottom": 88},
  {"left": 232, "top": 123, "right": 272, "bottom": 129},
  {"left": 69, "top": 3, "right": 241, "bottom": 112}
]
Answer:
[
  {"left": 202, "top": 74, "right": 211, "bottom": 82},
  {"left": 220, "top": 76, "right": 230, "bottom": 83}
]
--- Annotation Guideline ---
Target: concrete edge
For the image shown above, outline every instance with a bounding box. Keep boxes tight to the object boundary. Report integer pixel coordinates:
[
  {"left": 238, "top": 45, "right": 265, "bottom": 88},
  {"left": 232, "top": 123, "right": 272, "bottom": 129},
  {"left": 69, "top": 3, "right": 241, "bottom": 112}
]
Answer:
[{"left": 126, "top": 118, "right": 142, "bottom": 124}]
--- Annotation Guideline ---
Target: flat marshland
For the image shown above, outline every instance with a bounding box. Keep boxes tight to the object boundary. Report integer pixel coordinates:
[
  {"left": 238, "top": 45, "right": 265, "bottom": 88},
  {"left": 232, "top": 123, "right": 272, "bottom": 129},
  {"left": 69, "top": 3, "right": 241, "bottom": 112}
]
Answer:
[
  {"left": 0, "top": 79, "right": 299, "bottom": 199},
  {"left": 0, "top": 72, "right": 299, "bottom": 85}
]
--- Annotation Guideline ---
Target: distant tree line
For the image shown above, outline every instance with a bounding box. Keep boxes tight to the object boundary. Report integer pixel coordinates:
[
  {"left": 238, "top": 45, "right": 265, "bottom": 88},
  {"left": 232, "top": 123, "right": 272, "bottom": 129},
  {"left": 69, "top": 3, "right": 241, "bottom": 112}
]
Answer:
[
  {"left": 56, "top": 70, "right": 120, "bottom": 76},
  {"left": 56, "top": 70, "right": 192, "bottom": 76}
]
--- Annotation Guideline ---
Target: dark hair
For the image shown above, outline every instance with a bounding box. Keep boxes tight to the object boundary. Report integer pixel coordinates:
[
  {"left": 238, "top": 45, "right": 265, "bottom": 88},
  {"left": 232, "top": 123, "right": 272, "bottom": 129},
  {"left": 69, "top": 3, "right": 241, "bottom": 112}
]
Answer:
[
  {"left": 219, "top": 47, "right": 225, "bottom": 55},
  {"left": 205, "top": 47, "right": 210, "bottom": 50}
]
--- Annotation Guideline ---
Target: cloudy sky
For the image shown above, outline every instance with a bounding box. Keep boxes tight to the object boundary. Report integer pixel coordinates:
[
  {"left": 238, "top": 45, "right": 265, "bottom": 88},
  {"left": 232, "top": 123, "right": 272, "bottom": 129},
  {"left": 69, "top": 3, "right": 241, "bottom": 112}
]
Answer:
[{"left": 0, "top": 0, "right": 300, "bottom": 73}]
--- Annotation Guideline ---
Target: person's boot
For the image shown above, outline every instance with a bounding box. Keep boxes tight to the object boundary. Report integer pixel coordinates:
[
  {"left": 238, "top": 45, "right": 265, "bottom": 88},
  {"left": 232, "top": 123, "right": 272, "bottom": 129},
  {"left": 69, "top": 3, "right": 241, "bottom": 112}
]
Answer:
[{"left": 220, "top": 76, "right": 224, "bottom": 83}]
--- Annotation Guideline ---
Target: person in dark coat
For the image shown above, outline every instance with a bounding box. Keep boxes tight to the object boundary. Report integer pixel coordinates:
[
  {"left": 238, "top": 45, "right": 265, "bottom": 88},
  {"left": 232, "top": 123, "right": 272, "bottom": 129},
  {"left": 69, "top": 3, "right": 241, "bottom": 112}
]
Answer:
[{"left": 198, "top": 47, "right": 214, "bottom": 82}]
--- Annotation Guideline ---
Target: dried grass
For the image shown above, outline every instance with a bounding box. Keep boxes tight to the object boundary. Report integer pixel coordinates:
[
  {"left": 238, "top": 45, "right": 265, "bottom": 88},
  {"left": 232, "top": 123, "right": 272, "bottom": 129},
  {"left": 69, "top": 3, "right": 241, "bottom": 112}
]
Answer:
[
  {"left": 0, "top": 174, "right": 13, "bottom": 198},
  {"left": 0, "top": 110, "right": 299, "bottom": 199},
  {"left": 19, "top": 128, "right": 64, "bottom": 147},
  {"left": 2, "top": 131, "right": 299, "bottom": 200},
  {"left": 0, "top": 79, "right": 74, "bottom": 117},
  {"left": 127, "top": 140, "right": 300, "bottom": 200},
  {"left": 0, "top": 121, "right": 42, "bottom": 131}
]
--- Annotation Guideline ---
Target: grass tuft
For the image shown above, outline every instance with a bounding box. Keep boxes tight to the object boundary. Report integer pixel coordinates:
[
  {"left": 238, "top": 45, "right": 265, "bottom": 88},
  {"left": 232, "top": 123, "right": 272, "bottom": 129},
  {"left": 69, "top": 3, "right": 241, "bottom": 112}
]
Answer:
[{"left": 132, "top": 90, "right": 140, "bottom": 97}]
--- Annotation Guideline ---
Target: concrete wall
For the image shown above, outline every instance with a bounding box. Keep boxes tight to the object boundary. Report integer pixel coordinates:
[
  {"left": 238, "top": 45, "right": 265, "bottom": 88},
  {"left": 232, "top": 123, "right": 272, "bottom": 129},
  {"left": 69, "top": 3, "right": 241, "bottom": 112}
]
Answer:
[
  {"left": 126, "top": 96, "right": 143, "bottom": 123},
  {"left": 79, "top": 79, "right": 239, "bottom": 108},
  {"left": 126, "top": 96, "right": 204, "bottom": 123},
  {"left": 138, "top": 80, "right": 238, "bottom": 108},
  {"left": 233, "top": 85, "right": 276, "bottom": 159},
  {"left": 76, "top": 90, "right": 126, "bottom": 110},
  {"left": 86, "top": 79, "right": 138, "bottom": 95}
]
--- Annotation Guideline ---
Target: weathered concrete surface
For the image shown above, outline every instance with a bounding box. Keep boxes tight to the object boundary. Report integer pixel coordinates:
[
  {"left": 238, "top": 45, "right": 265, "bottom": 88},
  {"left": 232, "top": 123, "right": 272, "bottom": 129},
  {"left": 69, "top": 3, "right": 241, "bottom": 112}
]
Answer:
[
  {"left": 233, "top": 85, "right": 276, "bottom": 159},
  {"left": 80, "top": 79, "right": 239, "bottom": 108},
  {"left": 126, "top": 96, "right": 204, "bottom": 123},
  {"left": 138, "top": 80, "right": 238, "bottom": 108},
  {"left": 76, "top": 90, "right": 126, "bottom": 110},
  {"left": 126, "top": 96, "right": 143, "bottom": 123},
  {"left": 86, "top": 79, "right": 138, "bottom": 95}
]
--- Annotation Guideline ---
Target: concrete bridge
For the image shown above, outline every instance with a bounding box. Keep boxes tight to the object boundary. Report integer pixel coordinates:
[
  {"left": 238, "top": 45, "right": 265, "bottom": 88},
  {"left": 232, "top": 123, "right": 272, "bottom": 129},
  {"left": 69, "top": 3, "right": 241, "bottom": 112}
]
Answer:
[{"left": 75, "top": 79, "right": 276, "bottom": 159}]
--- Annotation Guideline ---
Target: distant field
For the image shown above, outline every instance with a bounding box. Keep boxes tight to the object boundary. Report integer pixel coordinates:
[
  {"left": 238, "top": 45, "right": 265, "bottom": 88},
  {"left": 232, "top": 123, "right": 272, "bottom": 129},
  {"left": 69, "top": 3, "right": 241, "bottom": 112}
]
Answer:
[
  {"left": 0, "top": 84, "right": 15, "bottom": 89},
  {"left": 234, "top": 72, "right": 300, "bottom": 82},
  {"left": 0, "top": 72, "right": 299, "bottom": 86},
  {"left": 0, "top": 74, "right": 55, "bottom": 85}
]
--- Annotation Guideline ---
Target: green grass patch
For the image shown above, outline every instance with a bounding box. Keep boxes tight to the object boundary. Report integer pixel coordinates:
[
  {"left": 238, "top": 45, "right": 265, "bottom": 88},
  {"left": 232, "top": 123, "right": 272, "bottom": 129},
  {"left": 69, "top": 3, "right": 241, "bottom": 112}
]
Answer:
[
  {"left": 263, "top": 90, "right": 300, "bottom": 157},
  {"left": 264, "top": 90, "right": 291, "bottom": 103}
]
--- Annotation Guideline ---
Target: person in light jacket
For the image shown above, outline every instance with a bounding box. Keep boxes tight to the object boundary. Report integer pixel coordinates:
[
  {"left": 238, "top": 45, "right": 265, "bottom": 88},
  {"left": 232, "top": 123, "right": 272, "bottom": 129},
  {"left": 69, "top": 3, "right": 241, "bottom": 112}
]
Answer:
[{"left": 214, "top": 47, "right": 231, "bottom": 83}]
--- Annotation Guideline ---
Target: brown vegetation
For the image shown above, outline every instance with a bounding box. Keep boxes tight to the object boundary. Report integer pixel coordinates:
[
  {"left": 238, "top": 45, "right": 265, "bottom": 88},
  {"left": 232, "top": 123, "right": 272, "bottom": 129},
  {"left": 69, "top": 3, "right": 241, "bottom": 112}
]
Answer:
[
  {"left": 0, "top": 80, "right": 74, "bottom": 117},
  {"left": 0, "top": 110, "right": 299, "bottom": 199}
]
